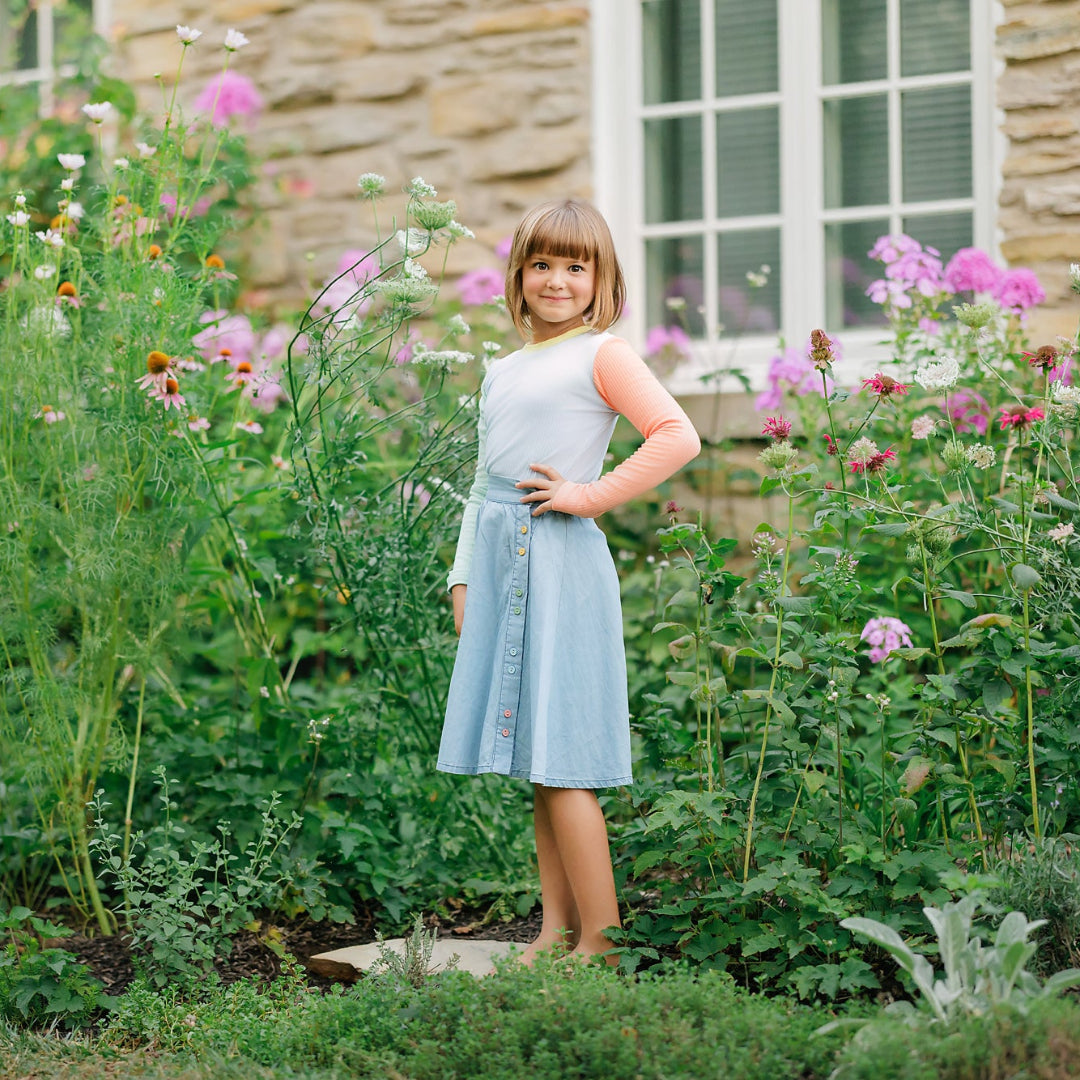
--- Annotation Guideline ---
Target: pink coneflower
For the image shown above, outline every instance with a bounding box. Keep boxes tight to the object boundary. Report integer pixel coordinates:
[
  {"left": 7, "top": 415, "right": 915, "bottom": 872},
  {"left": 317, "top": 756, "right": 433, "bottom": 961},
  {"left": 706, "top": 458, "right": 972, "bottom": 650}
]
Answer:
[
  {"left": 236, "top": 419, "right": 264, "bottom": 434},
  {"left": 862, "top": 373, "right": 909, "bottom": 398},
  {"left": 154, "top": 377, "right": 186, "bottom": 411},
  {"left": 136, "top": 350, "right": 174, "bottom": 391},
  {"left": 271, "top": 454, "right": 290, "bottom": 470},
  {"left": 36, "top": 405, "right": 66, "bottom": 423},
  {"left": 998, "top": 405, "right": 1045, "bottom": 431},
  {"left": 762, "top": 415, "right": 792, "bottom": 440},
  {"left": 225, "top": 359, "right": 256, "bottom": 388},
  {"left": 187, "top": 415, "right": 210, "bottom": 431}
]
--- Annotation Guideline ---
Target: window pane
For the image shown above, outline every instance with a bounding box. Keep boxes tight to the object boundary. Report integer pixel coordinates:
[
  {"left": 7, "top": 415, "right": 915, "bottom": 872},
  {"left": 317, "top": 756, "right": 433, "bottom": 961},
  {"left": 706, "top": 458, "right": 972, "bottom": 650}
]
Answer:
[
  {"left": 644, "top": 116, "right": 703, "bottom": 223},
  {"left": 902, "top": 211, "right": 973, "bottom": 265},
  {"left": 715, "top": 0, "right": 778, "bottom": 97},
  {"left": 717, "top": 229, "right": 780, "bottom": 335},
  {"left": 822, "top": 0, "right": 886, "bottom": 86},
  {"left": 825, "top": 219, "right": 890, "bottom": 329},
  {"left": 902, "top": 86, "right": 971, "bottom": 202},
  {"left": 642, "top": 0, "right": 701, "bottom": 104},
  {"left": 901, "top": 0, "right": 970, "bottom": 77},
  {"left": 823, "top": 94, "right": 888, "bottom": 209},
  {"left": 716, "top": 107, "right": 779, "bottom": 216},
  {"left": 55, "top": 0, "right": 96, "bottom": 68},
  {"left": 0, "top": 1, "right": 38, "bottom": 71},
  {"left": 646, "top": 235, "right": 706, "bottom": 336}
]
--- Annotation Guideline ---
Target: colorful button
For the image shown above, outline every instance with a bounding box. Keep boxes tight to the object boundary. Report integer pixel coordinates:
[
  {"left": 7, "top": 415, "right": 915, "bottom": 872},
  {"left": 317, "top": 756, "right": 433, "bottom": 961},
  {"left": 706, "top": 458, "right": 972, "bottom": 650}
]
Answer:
[
  {"left": 514, "top": 588, "right": 523, "bottom": 597},
  {"left": 503, "top": 709, "right": 512, "bottom": 718},
  {"left": 501, "top": 728, "right": 510, "bottom": 737},
  {"left": 518, "top": 547, "right": 526, "bottom": 556},
  {"left": 520, "top": 526, "right": 528, "bottom": 534},
  {"left": 513, "top": 607, "right": 521, "bottom": 615}
]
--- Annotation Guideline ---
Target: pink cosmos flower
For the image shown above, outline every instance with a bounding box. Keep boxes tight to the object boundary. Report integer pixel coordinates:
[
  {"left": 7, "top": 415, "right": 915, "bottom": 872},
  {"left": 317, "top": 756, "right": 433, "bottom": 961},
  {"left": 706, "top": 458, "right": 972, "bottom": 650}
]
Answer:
[
  {"left": 456, "top": 266, "right": 504, "bottom": 306},
  {"left": 193, "top": 69, "right": 264, "bottom": 128},
  {"left": 943, "top": 247, "right": 1003, "bottom": 294},
  {"left": 160, "top": 191, "right": 213, "bottom": 222},
  {"left": 993, "top": 268, "right": 1045, "bottom": 312},
  {"left": 998, "top": 405, "right": 1045, "bottom": 431},
  {"left": 762, "top": 415, "right": 792, "bottom": 440},
  {"left": 645, "top": 324, "right": 692, "bottom": 361},
  {"left": 860, "top": 616, "right": 914, "bottom": 664}
]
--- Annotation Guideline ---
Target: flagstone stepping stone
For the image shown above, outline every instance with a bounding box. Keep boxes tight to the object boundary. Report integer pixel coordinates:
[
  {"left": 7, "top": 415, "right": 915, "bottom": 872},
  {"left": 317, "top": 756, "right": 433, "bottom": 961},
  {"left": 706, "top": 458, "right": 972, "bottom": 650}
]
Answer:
[{"left": 307, "top": 938, "right": 525, "bottom": 981}]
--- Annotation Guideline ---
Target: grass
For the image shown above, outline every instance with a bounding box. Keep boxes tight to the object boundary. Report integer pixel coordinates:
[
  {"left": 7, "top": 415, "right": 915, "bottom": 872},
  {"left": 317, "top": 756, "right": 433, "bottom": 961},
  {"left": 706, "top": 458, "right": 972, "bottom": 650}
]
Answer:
[{"left": 3, "top": 959, "right": 1080, "bottom": 1079}]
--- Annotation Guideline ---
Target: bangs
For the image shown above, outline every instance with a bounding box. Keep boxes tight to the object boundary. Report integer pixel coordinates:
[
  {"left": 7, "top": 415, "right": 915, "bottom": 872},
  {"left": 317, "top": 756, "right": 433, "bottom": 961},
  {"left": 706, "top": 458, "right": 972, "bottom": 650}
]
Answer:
[{"left": 520, "top": 205, "right": 600, "bottom": 262}]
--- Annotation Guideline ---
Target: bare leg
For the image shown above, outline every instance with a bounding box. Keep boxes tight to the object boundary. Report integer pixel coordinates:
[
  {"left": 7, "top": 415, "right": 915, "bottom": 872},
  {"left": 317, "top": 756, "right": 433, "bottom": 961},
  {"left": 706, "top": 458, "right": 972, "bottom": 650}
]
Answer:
[
  {"left": 517, "top": 785, "right": 580, "bottom": 965},
  {"left": 538, "top": 785, "right": 620, "bottom": 963}
]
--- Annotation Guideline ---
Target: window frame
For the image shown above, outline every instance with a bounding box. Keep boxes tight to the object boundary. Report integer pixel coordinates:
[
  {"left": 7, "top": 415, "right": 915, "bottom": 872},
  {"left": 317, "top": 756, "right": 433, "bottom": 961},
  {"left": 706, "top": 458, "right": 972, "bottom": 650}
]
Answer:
[
  {"left": 0, "top": 0, "right": 111, "bottom": 114},
  {"left": 592, "top": 0, "right": 1002, "bottom": 395}
]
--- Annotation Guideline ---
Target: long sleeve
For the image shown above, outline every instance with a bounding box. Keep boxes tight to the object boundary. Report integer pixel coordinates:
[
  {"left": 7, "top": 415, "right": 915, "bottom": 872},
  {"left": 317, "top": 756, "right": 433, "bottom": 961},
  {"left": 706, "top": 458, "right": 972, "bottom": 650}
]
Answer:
[
  {"left": 447, "top": 410, "right": 489, "bottom": 590},
  {"left": 549, "top": 338, "right": 700, "bottom": 518}
]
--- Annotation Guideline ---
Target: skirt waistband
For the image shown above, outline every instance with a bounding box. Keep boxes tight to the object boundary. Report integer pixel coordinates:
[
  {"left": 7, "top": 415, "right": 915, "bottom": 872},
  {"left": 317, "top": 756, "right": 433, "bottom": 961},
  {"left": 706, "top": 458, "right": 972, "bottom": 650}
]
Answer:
[{"left": 484, "top": 475, "right": 529, "bottom": 504}]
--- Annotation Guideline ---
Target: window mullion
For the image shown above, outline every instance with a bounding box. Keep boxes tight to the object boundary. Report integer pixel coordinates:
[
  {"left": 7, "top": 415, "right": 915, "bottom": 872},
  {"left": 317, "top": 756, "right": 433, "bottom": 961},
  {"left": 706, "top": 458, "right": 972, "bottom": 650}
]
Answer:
[
  {"left": 887, "top": 0, "right": 902, "bottom": 235},
  {"left": 701, "top": 0, "right": 718, "bottom": 345},
  {"left": 36, "top": 1, "right": 55, "bottom": 116}
]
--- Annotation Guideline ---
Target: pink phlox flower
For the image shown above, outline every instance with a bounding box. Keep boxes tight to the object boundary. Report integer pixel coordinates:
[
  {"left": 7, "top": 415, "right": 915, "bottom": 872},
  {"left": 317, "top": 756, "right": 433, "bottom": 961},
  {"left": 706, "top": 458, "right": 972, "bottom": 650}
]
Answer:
[
  {"left": 456, "top": 266, "right": 504, "bottom": 306},
  {"left": 336, "top": 248, "right": 379, "bottom": 287},
  {"left": 193, "top": 69, "right": 264, "bottom": 128},
  {"left": 762, "top": 415, "right": 792, "bottom": 440},
  {"left": 395, "top": 329, "right": 427, "bottom": 366},
  {"left": 645, "top": 324, "right": 692, "bottom": 361},
  {"left": 312, "top": 275, "right": 372, "bottom": 325},
  {"left": 993, "top": 268, "right": 1045, "bottom": 312},
  {"left": 193, "top": 311, "right": 257, "bottom": 363},
  {"left": 998, "top": 405, "right": 1045, "bottom": 431},
  {"left": 860, "top": 616, "right": 914, "bottom": 664},
  {"left": 944, "top": 389, "right": 990, "bottom": 436},
  {"left": 918, "top": 316, "right": 941, "bottom": 336},
  {"left": 754, "top": 345, "right": 835, "bottom": 412},
  {"left": 495, "top": 235, "right": 513, "bottom": 261},
  {"left": 866, "top": 234, "right": 944, "bottom": 305},
  {"left": 943, "top": 247, "right": 1003, "bottom": 294},
  {"left": 868, "top": 234, "right": 922, "bottom": 264}
]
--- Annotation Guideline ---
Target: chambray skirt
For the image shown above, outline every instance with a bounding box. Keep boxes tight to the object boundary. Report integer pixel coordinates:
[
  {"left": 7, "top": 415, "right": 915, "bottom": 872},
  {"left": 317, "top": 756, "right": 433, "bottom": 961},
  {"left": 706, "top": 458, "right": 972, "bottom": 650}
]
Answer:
[{"left": 438, "top": 475, "right": 632, "bottom": 788}]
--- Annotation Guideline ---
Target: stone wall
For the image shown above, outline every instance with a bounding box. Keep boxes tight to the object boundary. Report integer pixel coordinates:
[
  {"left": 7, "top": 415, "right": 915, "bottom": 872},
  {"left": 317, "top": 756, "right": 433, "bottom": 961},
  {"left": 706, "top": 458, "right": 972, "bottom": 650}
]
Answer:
[
  {"left": 109, "top": 0, "right": 593, "bottom": 306},
  {"left": 997, "top": 0, "right": 1080, "bottom": 340}
]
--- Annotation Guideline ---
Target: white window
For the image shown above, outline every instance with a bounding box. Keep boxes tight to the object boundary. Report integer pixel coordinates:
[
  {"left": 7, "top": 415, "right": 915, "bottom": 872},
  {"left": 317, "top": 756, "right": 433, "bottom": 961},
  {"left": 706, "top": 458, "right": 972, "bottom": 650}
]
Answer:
[
  {"left": 592, "top": 0, "right": 999, "bottom": 392},
  {"left": 0, "top": 0, "right": 109, "bottom": 114}
]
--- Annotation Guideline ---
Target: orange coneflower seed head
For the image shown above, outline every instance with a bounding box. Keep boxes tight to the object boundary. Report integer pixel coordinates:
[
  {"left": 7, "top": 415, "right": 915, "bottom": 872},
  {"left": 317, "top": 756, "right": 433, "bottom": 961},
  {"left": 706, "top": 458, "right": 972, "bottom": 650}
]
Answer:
[
  {"left": 147, "top": 350, "right": 171, "bottom": 374},
  {"left": 236, "top": 360, "right": 253, "bottom": 374},
  {"left": 41, "top": 405, "right": 54, "bottom": 413},
  {"left": 114, "top": 194, "right": 129, "bottom": 207},
  {"left": 219, "top": 347, "right": 232, "bottom": 357},
  {"left": 147, "top": 244, "right": 162, "bottom": 260},
  {"left": 205, "top": 253, "right": 226, "bottom": 269},
  {"left": 165, "top": 377, "right": 179, "bottom": 394},
  {"left": 57, "top": 281, "right": 77, "bottom": 297}
]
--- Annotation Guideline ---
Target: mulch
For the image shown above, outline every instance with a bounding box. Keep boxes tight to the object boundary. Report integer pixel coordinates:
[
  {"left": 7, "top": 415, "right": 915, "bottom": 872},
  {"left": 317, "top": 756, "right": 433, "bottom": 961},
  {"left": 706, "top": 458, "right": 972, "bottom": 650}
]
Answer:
[{"left": 64, "top": 904, "right": 541, "bottom": 996}]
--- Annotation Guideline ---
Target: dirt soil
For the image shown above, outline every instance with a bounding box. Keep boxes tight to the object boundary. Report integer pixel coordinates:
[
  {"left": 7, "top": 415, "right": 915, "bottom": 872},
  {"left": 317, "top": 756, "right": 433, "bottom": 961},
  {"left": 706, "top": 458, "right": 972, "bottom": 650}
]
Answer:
[{"left": 65, "top": 906, "right": 541, "bottom": 995}]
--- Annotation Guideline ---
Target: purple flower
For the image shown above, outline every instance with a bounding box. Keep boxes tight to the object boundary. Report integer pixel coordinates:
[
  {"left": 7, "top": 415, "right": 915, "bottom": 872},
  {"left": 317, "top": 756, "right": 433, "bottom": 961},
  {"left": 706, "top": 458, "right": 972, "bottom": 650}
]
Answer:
[
  {"left": 993, "top": 267, "right": 1045, "bottom": 312},
  {"left": 193, "top": 69, "right": 264, "bottom": 128},
  {"left": 943, "top": 247, "right": 1003, "bottom": 294},
  {"left": 644, "top": 324, "right": 691, "bottom": 360},
  {"left": 754, "top": 343, "right": 836, "bottom": 412},
  {"left": 336, "top": 248, "right": 378, "bottom": 286},
  {"left": 249, "top": 379, "right": 286, "bottom": 413},
  {"left": 866, "top": 234, "right": 945, "bottom": 307},
  {"left": 455, "top": 267, "right": 503, "bottom": 306},
  {"left": 193, "top": 310, "right": 258, "bottom": 364},
  {"left": 860, "top": 616, "right": 914, "bottom": 664},
  {"left": 495, "top": 235, "right": 513, "bottom": 261},
  {"left": 943, "top": 388, "right": 990, "bottom": 436}
]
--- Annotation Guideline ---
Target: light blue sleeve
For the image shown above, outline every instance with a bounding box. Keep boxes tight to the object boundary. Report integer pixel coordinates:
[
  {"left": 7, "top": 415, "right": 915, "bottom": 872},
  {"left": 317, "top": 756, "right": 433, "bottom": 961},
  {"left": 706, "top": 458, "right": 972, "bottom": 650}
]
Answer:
[{"left": 447, "top": 410, "right": 488, "bottom": 591}]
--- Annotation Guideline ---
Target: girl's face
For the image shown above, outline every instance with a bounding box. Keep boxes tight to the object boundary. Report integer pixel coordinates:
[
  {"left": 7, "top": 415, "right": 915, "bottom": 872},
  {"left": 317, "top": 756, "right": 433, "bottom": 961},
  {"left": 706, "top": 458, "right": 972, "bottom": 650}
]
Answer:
[{"left": 521, "top": 252, "right": 595, "bottom": 342}]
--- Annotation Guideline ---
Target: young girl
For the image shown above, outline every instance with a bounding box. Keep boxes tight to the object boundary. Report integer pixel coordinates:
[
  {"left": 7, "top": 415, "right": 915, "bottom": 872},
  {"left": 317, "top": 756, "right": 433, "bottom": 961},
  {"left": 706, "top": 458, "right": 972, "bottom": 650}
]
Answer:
[{"left": 438, "top": 199, "right": 700, "bottom": 963}]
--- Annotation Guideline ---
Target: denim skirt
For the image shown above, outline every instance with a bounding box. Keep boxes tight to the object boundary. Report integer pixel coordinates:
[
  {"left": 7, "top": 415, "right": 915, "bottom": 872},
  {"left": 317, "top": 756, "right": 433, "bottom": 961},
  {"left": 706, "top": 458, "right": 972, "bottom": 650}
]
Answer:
[{"left": 438, "top": 475, "right": 632, "bottom": 788}]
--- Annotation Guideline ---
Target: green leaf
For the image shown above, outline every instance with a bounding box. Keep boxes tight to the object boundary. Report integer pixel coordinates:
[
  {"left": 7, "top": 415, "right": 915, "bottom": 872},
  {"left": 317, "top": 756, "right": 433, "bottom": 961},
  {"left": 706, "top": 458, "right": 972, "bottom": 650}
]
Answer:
[
  {"left": 773, "top": 595, "right": 813, "bottom": 615},
  {"left": 941, "top": 588, "right": 976, "bottom": 609},
  {"left": 778, "top": 650, "right": 804, "bottom": 669},
  {"left": 865, "top": 522, "right": 910, "bottom": 537},
  {"left": 982, "top": 679, "right": 1014, "bottom": 715},
  {"left": 759, "top": 475, "right": 785, "bottom": 497},
  {"left": 1011, "top": 563, "right": 1042, "bottom": 590}
]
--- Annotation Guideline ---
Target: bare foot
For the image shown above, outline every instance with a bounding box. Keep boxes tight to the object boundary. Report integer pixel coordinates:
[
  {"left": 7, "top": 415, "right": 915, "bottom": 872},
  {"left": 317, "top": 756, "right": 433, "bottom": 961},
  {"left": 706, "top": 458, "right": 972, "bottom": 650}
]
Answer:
[
  {"left": 515, "top": 929, "right": 577, "bottom": 967},
  {"left": 565, "top": 935, "right": 619, "bottom": 967}
]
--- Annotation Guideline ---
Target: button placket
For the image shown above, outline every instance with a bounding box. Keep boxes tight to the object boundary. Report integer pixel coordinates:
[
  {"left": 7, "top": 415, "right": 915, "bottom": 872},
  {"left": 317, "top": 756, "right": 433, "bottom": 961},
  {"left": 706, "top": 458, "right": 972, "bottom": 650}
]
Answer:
[{"left": 493, "top": 505, "right": 530, "bottom": 772}]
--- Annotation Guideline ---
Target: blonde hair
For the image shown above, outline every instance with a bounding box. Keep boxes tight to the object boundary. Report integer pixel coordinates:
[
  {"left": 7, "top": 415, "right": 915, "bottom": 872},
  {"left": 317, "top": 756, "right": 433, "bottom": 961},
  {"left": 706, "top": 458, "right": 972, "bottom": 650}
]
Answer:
[{"left": 504, "top": 199, "right": 626, "bottom": 339}]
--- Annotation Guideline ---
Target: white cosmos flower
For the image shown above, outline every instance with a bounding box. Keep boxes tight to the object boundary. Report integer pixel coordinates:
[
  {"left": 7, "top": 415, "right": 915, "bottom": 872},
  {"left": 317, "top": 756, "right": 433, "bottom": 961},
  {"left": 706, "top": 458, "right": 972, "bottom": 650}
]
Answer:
[
  {"left": 176, "top": 24, "right": 202, "bottom": 43},
  {"left": 223, "top": 28, "right": 249, "bottom": 51},
  {"left": 60, "top": 178, "right": 75, "bottom": 191},
  {"left": 64, "top": 201, "right": 85, "bottom": 221},
  {"left": 6, "top": 211, "right": 30, "bottom": 227},
  {"left": 82, "top": 102, "right": 112, "bottom": 124},
  {"left": 34, "top": 265, "right": 56, "bottom": 280},
  {"left": 914, "top": 355, "right": 960, "bottom": 391},
  {"left": 14, "top": 193, "right": 26, "bottom": 207},
  {"left": 57, "top": 153, "right": 86, "bottom": 171},
  {"left": 135, "top": 141, "right": 157, "bottom": 159},
  {"left": 113, "top": 157, "right": 130, "bottom": 170},
  {"left": 35, "top": 229, "right": 65, "bottom": 249}
]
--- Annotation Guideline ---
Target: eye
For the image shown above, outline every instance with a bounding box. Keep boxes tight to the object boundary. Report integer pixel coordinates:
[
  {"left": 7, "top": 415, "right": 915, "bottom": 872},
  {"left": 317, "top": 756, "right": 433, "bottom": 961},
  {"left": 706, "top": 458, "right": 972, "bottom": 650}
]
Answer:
[
  {"left": 569, "top": 264, "right": 586, "bottom": 273},
  {"left": 531, "top": 260, "right": 548, "bottom": 271}
]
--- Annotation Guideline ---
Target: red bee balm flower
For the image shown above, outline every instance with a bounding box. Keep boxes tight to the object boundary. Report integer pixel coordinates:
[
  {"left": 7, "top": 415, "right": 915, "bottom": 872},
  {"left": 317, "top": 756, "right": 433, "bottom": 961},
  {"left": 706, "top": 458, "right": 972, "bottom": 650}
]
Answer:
[
  {"left": 850, "top": 448, "right": 897, "bottom": 474},
  {"left": 762, "top": 415, "right": 792, "bottom": 440},
  {"left": 998, "top": 405, "right": 1045, "bottom": 431},
  {"left": 1022, "top": 345, "right": 1059, "bottom": 371},
  {"left": 862, "top": 373, "right": 909, "bottom": 398}
]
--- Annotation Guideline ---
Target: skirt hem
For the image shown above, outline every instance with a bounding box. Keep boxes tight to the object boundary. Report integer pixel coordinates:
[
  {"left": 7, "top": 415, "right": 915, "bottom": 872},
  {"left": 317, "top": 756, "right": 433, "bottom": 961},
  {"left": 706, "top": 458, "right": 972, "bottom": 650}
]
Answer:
[{"left": 436, "top": 762, "right": 632, "bottom": 790}]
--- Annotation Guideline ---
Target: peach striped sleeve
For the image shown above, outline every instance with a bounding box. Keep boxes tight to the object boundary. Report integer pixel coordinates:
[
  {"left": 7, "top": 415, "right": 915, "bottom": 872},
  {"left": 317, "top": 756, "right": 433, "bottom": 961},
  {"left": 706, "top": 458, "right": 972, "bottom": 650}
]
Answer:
[{"left": 549, "top": 337, "right": 701, "bottom": 518}]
